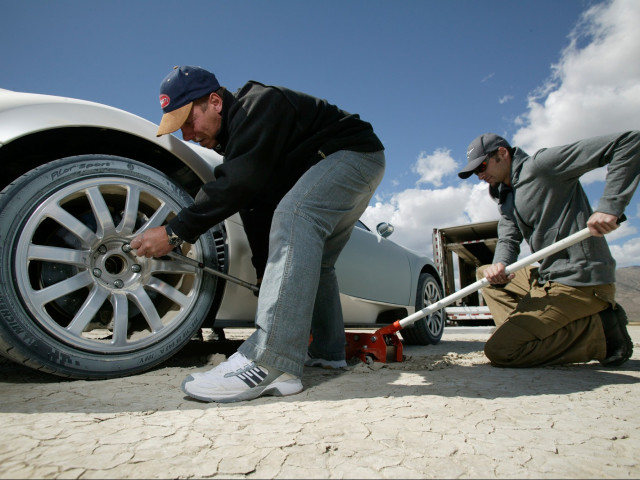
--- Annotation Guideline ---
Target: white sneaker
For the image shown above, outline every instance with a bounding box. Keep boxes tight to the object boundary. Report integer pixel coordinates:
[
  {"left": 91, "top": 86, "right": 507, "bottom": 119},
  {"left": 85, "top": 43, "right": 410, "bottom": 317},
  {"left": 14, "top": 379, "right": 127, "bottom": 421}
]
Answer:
[
  {"left": 304, "top": 353, "right": 347, "bottom": 369},
  {"left": 181, "top": 352, "right": 303, "bottom": 403}
]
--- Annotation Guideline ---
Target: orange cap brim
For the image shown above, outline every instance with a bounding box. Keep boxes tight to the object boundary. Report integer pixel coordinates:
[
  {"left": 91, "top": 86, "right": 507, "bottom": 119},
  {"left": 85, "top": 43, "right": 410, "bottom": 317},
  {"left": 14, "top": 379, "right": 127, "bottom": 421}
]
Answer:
[{"left": 156, "top": 102, "right": 193, "bottom": 137}]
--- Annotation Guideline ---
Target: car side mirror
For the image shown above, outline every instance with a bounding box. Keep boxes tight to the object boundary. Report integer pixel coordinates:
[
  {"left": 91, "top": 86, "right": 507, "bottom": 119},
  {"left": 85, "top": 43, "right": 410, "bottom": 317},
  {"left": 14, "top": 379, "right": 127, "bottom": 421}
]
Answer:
[{"left": 376, "top": 222, "right": 394, "bottom": 238}]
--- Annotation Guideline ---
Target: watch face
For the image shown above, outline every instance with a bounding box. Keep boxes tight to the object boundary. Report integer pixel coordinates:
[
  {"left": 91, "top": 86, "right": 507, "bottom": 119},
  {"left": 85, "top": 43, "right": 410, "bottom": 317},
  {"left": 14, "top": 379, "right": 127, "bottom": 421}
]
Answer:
[{"left": 165, "top": 225, "right": 183, "bottom": 246}]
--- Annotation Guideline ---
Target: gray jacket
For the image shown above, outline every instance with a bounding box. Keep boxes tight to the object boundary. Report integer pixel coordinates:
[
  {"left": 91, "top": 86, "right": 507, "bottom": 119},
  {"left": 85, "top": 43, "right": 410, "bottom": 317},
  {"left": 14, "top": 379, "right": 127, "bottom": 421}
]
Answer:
[{"left": 493, "top": 131, "right": 640, "bottom": 286}]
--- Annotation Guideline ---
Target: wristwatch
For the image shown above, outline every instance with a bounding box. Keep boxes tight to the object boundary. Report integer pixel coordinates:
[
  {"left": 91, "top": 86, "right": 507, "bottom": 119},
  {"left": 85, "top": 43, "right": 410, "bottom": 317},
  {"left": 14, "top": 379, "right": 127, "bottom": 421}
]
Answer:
[{"left": 165, "top": 224, "right": 184, "bottom": 247}]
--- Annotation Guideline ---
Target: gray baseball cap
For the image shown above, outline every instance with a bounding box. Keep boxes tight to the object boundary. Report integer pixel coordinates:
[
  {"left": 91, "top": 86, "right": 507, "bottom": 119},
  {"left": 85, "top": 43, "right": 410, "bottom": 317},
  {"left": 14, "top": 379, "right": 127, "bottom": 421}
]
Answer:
[{"left": 458, "top": 133, "right": 511, "bottom": 179}]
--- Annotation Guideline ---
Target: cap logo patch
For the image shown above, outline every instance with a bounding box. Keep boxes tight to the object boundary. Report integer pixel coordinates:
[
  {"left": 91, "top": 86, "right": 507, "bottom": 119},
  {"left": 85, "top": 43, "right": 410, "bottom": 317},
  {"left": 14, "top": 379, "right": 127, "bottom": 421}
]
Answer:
[
  {"left": 159, "top": 94, "right": 170, "bottom": 109},
  {"left": 467, "top": 147, "right": 474, "bottom": 159}
]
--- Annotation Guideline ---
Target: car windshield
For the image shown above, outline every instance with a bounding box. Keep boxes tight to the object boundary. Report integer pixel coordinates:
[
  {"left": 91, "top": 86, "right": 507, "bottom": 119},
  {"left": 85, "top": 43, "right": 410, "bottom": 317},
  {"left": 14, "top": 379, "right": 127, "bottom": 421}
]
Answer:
[{"left": 356, "top": 220, "right": 371, "bottom": 232}]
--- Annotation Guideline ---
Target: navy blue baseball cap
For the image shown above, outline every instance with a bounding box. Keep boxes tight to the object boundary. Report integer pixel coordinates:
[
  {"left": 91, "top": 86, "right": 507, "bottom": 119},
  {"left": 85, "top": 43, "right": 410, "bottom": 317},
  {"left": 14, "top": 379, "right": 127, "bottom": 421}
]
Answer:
[
  {"left": 156, "top": 65, "right": 221, "bottom": 136},
  {"left": 458, "top": 133, "right": 511, "bottom": 179}
]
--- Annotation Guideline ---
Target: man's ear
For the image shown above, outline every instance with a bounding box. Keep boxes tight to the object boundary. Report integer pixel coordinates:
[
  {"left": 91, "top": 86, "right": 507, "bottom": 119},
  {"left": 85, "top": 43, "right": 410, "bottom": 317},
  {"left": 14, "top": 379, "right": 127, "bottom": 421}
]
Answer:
[
  {"left": 210, "top": 92, "right": 223, "bottom": 113},
  {"left": 496, "top": 146, "right": 510, "bottom": 162}
]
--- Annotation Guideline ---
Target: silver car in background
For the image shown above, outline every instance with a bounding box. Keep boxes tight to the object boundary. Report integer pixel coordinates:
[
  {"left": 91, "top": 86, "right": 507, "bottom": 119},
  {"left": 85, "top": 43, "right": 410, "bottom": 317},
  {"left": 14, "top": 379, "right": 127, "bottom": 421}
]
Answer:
[{"left": 0, "top": 89, "right": 444, "bottom": 379}]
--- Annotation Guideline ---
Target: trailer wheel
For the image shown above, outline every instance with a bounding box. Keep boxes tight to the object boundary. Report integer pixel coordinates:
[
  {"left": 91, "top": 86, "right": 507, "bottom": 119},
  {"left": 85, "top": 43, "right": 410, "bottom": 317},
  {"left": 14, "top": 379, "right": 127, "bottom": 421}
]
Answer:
[{"left": 401, "top": 272, "right": 444, "bottom": 345}]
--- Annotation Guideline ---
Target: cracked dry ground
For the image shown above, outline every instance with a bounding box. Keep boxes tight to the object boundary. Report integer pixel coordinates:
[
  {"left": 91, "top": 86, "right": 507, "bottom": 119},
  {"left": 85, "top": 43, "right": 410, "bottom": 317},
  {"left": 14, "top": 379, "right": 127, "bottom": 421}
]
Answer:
[{"left": 1, "top": 326, "right": 639, "bottom": 479}]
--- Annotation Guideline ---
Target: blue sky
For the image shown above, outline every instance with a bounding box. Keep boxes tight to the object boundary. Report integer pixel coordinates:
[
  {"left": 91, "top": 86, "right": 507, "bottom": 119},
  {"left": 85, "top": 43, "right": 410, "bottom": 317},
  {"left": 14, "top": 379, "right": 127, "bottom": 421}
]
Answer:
[{"left": 1, "top": 0, "right": 639, "bottom": 266}]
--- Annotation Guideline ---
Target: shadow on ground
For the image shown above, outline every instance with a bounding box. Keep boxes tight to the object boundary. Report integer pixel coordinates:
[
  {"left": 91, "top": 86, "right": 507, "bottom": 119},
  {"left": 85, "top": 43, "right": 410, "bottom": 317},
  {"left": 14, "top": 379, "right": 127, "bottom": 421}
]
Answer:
[{"left": 2, "top": 333, "right": 638, "bottom": 414}]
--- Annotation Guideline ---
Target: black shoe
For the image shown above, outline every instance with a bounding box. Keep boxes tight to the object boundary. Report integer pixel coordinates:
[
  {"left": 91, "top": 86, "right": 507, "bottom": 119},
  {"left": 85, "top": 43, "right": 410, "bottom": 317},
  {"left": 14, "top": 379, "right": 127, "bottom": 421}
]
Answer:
[{"left": 600, "top": 305, "right": 633, "bottom": 367}]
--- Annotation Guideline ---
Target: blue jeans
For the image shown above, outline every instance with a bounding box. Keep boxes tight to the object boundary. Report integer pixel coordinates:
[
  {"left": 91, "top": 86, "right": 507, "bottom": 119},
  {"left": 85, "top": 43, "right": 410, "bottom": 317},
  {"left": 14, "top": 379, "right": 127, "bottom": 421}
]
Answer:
[{"left": 238, "top": 150, "right": 385, "bottom": 376}]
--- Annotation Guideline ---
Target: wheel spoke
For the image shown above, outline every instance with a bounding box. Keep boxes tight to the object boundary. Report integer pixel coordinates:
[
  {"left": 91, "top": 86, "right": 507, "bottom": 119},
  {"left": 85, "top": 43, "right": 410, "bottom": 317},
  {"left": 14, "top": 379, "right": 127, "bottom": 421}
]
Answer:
[
  {"left": 425, "top": 284, "right": 438, "bottom": 303},
  {"left": 147, "top": 276, "right": 190, "bottom": 308},
  {"left": 66, "top": 285, "right": 110, "bottom": 335},
  {"left": 138, "top": 202, "right": 173, "bottom": 233},
  {"left": 28, "top": 244, "right": 90, "bottom": 267},
  {"left": 85, "top": 186, "right": 116, "bottom": 237},
  {"left": 32, "top": 270, "right": 94, "bottom": 308},
  {"left": 129, "top": 285, "right": 164, "bottom": 332},
  {"left": 111, "top": 292, "right": 130, "bottom": 346},
  {"left": 117, "top": 184, "right": 141, "bottom": 234},
  {"left": 43, "top": 204, "right": 99, "bottom": 247},
  {"left": 152, "top": 257, "right": 199, "bottom": 275}
]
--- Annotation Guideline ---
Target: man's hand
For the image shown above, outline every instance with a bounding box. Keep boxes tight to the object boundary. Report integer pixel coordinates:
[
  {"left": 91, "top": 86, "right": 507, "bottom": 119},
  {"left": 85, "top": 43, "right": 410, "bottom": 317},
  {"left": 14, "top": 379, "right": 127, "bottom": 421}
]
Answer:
[
  {"left": 483, "top": 262, "right": 515, "bottom": 285},
  {"left": 130, "top": 226, "right": 174, "bottom": 258},
  {"left": 587, "top": 212, "right": 619, "bottom": 237}
]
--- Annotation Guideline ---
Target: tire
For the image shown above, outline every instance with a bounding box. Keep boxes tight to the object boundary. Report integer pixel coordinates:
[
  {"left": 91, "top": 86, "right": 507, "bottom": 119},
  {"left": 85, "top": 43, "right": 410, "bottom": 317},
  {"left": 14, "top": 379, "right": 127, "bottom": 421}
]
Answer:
[
  {"left": 0, "top": 155, "right": 219, "bottom": 379},
  {"left": 401, "top": 272, "right": 444, "bottom": 345}
]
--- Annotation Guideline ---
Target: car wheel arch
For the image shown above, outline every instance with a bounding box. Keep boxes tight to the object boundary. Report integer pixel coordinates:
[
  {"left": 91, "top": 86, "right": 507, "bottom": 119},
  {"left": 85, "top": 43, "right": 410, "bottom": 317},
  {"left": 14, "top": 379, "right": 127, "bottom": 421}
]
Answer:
[{"left": 0, "top": 126, "right": 215, "bottom": 196}]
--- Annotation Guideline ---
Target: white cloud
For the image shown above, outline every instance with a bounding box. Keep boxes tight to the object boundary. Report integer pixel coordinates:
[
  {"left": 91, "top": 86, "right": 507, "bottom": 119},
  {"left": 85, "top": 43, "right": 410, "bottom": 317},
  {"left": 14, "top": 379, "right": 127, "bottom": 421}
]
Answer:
[
  {"left": 499, "top": 95, "right": 514, "bottom": 105},
  {"left": 610, "top": 237, "right": 640, "bottom": 267},
  {"left": 580, "top": 168, "right": 607, "bottom": 186},
  {"left": 482, "top": 73, "right": 495, "bottom": 83},
  {"left": 362, "top": 182, "right": 499, "bottom": 257},
  {"left": 413, "top": 148, "right": 458, "bottom": 187},
  {"left": 605, "top": 221, "right": 637, "bottom": 242},
  {"left": 513, "top": 0, "right": 640, "bottom": 154}
]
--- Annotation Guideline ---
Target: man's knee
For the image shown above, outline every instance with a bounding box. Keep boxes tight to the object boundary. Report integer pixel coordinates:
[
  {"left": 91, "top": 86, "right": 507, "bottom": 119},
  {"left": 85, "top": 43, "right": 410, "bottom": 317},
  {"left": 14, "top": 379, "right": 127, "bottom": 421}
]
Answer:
[
  {"left": 484, "top": 333, "right": 513, "bottom": 366},
  {"left": 484, "top": 321, "right": 533, "bottom": 367}
]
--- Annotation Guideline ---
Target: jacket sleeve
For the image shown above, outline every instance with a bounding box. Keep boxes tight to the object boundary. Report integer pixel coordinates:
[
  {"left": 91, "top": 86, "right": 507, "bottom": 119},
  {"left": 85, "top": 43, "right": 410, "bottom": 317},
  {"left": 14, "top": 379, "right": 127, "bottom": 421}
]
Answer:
[
  {"left": 532, "top": 131, "right": 640, "bottom": 218},
  {"left": 492, "top": 185, "right": 522, "bottom": 267},
  {"left": 169, "top": 88, "right": 299, "bottom": 243},
  {"left": 597, "top": 131, "right": 640, "bottom": 217},
  {"left": 493, "top": 213, "right": 523, "bottom": 267}
]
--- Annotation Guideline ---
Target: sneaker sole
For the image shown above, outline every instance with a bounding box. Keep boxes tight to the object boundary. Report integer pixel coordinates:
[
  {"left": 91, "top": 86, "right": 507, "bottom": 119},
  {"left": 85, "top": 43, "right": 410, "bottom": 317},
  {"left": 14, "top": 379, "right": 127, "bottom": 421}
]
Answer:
[{"left": 181, "top": 375, "right": 303, "bottom": 403}]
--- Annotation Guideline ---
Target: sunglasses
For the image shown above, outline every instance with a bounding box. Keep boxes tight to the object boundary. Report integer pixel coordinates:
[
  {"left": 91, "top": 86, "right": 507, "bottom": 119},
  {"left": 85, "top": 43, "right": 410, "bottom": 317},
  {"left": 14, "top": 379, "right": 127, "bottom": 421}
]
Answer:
[
  {"left": 473, "top": 160, "right": 488, "bottom": 175},
  {"left": 473, "top": 150, "right": 500, "bottom": 175}
]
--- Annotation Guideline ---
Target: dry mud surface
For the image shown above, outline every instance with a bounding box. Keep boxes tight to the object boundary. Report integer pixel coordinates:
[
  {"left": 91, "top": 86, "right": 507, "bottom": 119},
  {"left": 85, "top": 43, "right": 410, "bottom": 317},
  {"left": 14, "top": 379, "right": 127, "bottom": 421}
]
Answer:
[{"left": 1, "top": 326, "right": 639, "bottom": 479}]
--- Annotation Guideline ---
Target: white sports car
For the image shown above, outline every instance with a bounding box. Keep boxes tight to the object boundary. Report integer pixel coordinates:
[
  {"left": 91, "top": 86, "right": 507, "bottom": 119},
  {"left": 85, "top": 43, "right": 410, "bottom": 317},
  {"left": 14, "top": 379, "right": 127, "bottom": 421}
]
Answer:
[{"left": 0, "top": 88, "right": 444, "bottom": 379}]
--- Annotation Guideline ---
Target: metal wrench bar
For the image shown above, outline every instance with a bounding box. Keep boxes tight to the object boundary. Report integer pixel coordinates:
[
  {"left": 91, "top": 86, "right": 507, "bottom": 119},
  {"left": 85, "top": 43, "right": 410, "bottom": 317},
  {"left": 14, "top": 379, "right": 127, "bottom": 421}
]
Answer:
[
  {"left": 122, "top": 243, "right": 260, "bottom": 293},
  {"left": 166, "top": 251, "right": 260, "bottom": 293}
]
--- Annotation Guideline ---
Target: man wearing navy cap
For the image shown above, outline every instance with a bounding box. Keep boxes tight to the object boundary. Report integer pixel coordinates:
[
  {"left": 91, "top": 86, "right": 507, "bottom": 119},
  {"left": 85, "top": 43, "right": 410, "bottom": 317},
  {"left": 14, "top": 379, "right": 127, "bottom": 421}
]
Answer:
[
  {"left": 131, "top": 66, "right": 385, "bottom": 402},
  {"left": 458, "top": 132, "right": 640, "bottom": 368}
]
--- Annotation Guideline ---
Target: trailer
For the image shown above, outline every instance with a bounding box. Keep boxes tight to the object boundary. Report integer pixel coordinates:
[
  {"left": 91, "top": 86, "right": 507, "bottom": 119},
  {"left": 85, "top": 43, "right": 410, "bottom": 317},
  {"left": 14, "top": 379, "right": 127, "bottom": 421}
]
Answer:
[{"left": 432, "top": 220, "right": 499, "bottom": 325}]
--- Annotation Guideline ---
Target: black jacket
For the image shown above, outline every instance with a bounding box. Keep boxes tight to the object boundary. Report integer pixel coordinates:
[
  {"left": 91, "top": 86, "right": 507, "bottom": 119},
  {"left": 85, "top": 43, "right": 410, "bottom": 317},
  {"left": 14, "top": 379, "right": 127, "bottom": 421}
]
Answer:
[{"left": 169, "top": 81, "right": 383, "bottom": 243}]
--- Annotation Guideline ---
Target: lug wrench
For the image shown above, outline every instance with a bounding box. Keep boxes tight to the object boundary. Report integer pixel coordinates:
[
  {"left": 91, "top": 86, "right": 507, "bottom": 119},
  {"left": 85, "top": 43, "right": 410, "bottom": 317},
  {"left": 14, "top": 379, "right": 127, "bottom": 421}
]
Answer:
[
  {"left": 123, "top": 244, "right": 260, "bottom": 293},
  {"left": 167, "top": 251, "right": 260, "bottom": 293}
]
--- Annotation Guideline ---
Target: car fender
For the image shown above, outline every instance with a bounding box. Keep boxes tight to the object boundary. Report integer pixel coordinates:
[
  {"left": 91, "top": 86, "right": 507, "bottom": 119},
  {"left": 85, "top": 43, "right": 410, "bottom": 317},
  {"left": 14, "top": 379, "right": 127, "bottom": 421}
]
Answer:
[{"left": 0, "top": 89, "right": 223, "bottom": 183}]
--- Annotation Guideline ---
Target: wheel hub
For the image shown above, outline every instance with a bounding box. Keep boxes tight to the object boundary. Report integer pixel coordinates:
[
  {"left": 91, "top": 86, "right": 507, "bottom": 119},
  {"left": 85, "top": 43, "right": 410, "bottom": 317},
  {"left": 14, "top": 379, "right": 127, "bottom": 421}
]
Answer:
[{"left": 90, "top": 241, "right": 142, "bottom": 290}]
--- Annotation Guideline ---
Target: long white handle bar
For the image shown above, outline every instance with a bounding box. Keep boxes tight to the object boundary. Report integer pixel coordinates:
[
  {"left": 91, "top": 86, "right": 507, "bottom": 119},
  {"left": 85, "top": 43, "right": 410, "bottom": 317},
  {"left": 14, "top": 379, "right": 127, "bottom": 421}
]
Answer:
[{"left": 398, "top": 227, "right": 593, "bottom": 329}]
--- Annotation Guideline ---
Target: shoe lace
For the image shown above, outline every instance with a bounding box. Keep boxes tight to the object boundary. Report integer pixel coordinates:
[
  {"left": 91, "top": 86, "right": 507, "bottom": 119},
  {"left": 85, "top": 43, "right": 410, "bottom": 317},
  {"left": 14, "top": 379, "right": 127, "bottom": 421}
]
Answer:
[{"left": 211, "top": 352, "right": 253, "bottom": 375}]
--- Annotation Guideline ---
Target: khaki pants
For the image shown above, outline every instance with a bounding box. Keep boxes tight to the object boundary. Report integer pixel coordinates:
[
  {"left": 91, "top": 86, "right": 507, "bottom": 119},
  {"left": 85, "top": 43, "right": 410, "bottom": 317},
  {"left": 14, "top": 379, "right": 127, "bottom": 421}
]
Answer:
[{"left": 477, "top": 265, "right": 614, "bottom": 367}]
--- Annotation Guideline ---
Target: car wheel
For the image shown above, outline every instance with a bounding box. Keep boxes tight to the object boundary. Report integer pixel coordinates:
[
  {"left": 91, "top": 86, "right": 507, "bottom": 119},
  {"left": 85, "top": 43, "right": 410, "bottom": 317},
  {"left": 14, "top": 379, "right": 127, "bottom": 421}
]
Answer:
[
  {"left": 401, "top": 272, "right": 444, "bottom": 345},
  {"left": 0, "top": 155, "right": 218, "bottom": 379}
]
